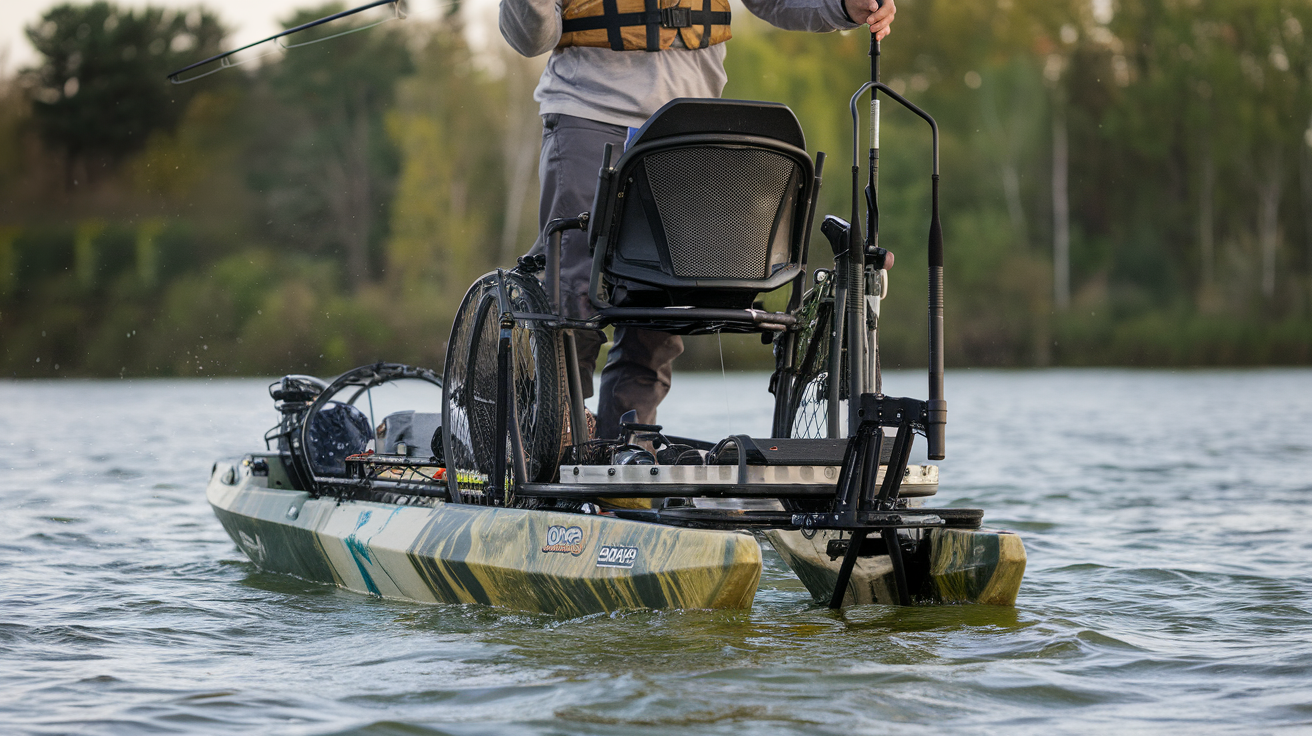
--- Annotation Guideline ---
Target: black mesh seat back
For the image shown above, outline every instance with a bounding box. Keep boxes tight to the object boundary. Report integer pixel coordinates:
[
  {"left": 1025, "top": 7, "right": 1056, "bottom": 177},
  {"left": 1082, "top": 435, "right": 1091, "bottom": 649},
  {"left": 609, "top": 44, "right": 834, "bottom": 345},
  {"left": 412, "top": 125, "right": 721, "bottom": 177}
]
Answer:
[
  {"left": 625, "top": 145, "right": 799, "bottom": 282},
  {"left": 595, "top": 99, "right": 813, "bottom": 308}
]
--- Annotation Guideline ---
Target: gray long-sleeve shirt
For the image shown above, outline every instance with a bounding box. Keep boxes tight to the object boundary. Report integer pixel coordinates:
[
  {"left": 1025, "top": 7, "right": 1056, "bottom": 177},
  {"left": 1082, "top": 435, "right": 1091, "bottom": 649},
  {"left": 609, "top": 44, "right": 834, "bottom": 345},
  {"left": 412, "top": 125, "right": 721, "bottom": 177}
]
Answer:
[{"left": 500, "top": 0, "right": 858, "bottom": 128}]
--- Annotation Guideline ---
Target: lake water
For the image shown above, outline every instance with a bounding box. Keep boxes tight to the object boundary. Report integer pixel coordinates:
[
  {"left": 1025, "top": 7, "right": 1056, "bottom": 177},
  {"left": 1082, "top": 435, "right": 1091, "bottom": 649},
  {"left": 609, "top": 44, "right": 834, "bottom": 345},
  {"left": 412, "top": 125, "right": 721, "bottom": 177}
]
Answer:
[{"left": 2, "top": 369, "right": 1311, "bottom": 734}]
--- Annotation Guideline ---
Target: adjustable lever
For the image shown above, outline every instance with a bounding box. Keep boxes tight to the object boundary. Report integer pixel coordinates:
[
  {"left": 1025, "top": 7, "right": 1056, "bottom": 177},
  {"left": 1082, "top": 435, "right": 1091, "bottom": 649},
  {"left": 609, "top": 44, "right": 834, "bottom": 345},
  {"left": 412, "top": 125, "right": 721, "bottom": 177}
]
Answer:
[
  {"left": 618, "top": 409, "right": 663, "bottom": 442},
  {"left": 859, "top": 187, "right": 893, "bottom": 269},
  {"left": 865, "top": 244, "right": 893, "bottom": 270},
  {"left": 821, "top": 215, "right": 851, "bottom": 257}
]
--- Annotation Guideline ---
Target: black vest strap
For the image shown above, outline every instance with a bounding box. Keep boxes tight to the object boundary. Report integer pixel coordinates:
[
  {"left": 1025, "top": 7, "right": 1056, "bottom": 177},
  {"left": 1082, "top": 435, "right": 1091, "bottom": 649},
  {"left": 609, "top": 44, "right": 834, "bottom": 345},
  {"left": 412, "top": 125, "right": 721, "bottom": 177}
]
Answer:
[
  {"left": 697, "top": 0, "right": 713, "bottom": 48},
  {"left": 644, "top": 0, "right": 660, "bottom": 51},
  {"left": 562, "top": 7, "right": 732, "bottom": 49},
  {"left": 602, "top": 0, "right": 624, "bottom": 51}
]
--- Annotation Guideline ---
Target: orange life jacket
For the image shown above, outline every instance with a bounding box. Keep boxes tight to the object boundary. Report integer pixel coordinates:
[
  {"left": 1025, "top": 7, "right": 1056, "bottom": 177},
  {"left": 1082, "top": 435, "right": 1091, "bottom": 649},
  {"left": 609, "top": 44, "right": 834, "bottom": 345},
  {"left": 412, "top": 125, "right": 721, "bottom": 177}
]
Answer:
[{"left": 557, "top": 0, "right": 732, "bottom": 52}]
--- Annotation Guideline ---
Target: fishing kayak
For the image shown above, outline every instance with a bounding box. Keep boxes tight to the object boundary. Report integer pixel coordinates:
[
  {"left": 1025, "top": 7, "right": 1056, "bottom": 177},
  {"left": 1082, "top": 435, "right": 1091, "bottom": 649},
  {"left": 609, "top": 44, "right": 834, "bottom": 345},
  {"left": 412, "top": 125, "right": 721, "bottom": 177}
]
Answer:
[{"left": 209, "top": 444, "right": 1024, "bottom": 614}]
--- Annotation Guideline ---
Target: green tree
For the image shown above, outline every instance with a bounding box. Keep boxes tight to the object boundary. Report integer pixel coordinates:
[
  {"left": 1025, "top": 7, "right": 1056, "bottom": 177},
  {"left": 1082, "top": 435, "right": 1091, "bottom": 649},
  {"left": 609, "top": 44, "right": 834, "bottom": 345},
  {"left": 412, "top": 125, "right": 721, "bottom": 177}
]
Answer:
[
  {"left": 249, "top": 3, "right": 413, "bottom": 290},
  {"left": 23, "top": 2, "right": 226, "bottom": 185}
]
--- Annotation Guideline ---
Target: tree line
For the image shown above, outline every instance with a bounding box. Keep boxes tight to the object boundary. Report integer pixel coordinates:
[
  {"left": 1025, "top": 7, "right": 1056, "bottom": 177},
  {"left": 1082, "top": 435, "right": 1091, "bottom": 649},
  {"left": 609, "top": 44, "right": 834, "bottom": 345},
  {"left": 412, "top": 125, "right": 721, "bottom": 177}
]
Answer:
[{"left": 1, "top": 0, "right": 1310, "bottom": 379}]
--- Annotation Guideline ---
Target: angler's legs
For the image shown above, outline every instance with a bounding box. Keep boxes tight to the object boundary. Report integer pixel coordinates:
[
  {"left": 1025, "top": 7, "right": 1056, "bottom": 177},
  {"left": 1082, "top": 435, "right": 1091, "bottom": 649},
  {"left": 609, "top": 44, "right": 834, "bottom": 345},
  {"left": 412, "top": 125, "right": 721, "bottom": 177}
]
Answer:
[{"left": 529, "top": 113, "right": 683, "bottom": 438}]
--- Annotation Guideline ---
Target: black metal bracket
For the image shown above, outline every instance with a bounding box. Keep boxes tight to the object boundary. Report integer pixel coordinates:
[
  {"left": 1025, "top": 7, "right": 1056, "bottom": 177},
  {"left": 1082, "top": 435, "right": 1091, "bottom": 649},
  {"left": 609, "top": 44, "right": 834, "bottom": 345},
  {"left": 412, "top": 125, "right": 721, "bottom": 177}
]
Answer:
[
  {"left": 856, "top": 394, "right": 928, "bottom": 431},
  {"left": 826, "top": 534, "right": 888, "bottom": 560},
  {"left": 784, "top": 392, "right": 932, "bottom": 607},
  {"left": 491, "top": 269, "right": 529, "bottom": 505}
]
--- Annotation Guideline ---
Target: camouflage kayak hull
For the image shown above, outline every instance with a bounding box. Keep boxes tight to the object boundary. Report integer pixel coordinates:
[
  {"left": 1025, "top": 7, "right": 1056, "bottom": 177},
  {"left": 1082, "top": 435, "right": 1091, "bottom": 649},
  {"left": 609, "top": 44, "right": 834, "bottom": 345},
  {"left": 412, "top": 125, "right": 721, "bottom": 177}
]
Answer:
[
  {"left": 207, "top": 462, "right": 762, "bottom": 617},
  {"left": 764, "top": 528, "right": 1026, "bottom": 606}
]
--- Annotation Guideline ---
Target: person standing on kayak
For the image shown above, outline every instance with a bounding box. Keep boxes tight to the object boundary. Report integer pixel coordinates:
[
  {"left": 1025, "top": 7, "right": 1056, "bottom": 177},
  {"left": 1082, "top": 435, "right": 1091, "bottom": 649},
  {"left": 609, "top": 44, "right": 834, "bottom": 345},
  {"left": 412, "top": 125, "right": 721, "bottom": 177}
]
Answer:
[{"left": 501, "top": 0, "right": 896, "bottom": 439}]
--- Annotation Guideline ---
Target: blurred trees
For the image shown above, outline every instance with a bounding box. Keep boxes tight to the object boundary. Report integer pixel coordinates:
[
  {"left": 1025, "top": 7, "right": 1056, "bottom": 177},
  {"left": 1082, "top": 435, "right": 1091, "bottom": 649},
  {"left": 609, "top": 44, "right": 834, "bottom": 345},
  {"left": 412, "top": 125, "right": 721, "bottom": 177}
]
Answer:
[
  {"left": 250, "top": 3, "right": 413, "bottom": 289},
  {"left": 725, "top": 0, "right": 1312, "bottom": 366},
  {"left": 1, "top": 0, "right": 1311, "bottom": 378},
  {"left": 23, "top": 2, "right": 226, "bottom": 186}
]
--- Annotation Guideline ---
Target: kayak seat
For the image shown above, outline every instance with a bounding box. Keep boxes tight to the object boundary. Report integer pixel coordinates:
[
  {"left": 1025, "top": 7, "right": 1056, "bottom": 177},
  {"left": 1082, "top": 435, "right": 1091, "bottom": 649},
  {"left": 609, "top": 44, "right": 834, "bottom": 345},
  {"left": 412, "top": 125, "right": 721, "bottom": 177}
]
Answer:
[{"left": 586, "top": 98, "right": 820, "bottom": 335}]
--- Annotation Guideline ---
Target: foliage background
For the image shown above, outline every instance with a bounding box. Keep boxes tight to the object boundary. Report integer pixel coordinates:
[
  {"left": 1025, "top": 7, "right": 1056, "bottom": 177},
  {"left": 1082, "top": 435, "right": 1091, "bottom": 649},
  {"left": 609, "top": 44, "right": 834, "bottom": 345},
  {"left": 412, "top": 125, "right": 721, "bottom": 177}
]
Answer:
[{"left": 2, "top": 0, "right": 1311, "bottom": 379}]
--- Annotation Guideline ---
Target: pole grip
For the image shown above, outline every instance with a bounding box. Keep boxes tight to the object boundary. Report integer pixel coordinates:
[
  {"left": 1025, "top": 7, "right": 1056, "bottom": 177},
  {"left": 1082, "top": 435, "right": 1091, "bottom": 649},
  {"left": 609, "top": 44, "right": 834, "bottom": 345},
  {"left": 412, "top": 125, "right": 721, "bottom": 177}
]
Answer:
[
  {"left": 927, "top": 173, "right": 946, "bottom": 460},
  {"left": 926, "top": 399, "right": 946, "bottom": 461},
  {"left": 847, "top": 165, "right": 866, "bottom": 436}
]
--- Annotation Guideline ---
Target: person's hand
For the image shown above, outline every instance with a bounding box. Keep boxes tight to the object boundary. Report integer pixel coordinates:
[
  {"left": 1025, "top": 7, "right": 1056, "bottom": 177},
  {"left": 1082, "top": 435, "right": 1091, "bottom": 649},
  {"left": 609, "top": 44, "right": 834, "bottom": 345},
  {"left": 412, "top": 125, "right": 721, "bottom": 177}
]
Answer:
[{"left": 844, "top": 0, "right": 895, "bottom": 40}]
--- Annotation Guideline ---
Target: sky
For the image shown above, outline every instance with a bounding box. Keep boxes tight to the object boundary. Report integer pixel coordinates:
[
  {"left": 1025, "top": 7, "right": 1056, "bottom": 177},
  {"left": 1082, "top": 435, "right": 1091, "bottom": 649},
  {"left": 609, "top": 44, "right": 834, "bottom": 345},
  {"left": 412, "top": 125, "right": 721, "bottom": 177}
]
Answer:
[{"left": 0, "top": 0, "right": 484, "bottom": 74}]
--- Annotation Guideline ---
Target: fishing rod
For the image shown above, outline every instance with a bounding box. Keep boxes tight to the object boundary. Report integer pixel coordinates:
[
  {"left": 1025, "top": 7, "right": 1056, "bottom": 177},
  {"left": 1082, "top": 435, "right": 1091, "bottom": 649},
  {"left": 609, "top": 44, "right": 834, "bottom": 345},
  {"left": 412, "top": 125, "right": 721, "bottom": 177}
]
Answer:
[
  {"left": 166, "top": 0, "right": 407, "bottom": 84},
  {"left": 837, "top": 29, "right": 884, "bottom": 437},
  {"left": 867, "top": 35, "right": 880, "bottom": 268},
  {"left": 824, "top": 22, "right": 883, "bottom": 440},
  {"left": 844, "top": 33, "right": 878, "bottom": 436},
  {"left": 842, "top": 10, "right": 946, "bottom": 460}
]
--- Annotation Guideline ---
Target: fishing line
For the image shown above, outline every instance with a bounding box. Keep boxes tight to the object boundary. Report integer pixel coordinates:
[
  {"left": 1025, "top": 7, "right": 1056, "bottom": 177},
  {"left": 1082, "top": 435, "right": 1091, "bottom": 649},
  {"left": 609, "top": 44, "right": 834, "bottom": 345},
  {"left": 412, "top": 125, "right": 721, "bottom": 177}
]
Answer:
[
  {"left": 277, "top": 3, "right": 406, "bottom": 51},
  {"left": 168, "top": 50, "right": 278, "bottom": 84}
]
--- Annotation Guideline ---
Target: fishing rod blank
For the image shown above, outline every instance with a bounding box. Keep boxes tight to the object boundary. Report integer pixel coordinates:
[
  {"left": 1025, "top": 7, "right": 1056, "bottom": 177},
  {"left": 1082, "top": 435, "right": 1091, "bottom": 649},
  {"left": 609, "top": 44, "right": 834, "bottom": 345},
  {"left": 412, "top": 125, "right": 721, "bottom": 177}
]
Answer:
[{"left": 167, "top": 0, "right": 407, "bottom": 84}]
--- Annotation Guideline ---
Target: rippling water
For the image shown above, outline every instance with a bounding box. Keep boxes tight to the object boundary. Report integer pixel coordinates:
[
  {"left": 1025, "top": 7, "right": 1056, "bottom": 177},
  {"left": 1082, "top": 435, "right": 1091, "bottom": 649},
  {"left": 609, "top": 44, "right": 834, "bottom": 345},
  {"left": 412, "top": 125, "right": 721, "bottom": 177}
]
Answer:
[{"left": 2, "top": 370, "right": 1310, "bottom": 734}]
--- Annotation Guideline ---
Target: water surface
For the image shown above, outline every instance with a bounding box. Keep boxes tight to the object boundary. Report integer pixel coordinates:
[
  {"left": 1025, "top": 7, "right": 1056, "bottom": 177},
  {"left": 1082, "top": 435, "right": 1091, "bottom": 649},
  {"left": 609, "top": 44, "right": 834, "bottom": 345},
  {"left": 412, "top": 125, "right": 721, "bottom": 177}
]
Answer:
[{"left": 2, "top": 370, "right": 1310, "bottom": 734}]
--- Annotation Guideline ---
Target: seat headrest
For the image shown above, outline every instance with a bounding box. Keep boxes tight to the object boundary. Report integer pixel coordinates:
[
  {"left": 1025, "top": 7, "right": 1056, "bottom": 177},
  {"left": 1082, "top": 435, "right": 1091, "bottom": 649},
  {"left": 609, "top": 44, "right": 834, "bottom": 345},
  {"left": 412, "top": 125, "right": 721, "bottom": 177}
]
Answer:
[{"left": 628, "top": 98, "right": 806, "bottom": 150}]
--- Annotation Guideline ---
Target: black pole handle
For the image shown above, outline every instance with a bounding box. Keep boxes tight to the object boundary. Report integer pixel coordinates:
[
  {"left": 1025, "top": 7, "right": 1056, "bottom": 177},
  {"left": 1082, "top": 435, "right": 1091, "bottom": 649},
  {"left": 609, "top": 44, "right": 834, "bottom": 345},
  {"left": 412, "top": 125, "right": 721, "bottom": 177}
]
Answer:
[{"left": 927, "top": 174, "right": 946, "bottom": 459}]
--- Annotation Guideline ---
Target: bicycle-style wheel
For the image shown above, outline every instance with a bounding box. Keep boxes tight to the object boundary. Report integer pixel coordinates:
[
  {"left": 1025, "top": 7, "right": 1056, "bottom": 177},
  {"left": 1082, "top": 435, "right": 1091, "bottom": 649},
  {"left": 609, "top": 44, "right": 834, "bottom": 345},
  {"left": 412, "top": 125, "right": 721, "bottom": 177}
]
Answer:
[
  {"left": 442, "top": 272, "right": 564, "bottom": 504},
  {"left": 774, "top": 276, "right": 835, "bottom": 440}
]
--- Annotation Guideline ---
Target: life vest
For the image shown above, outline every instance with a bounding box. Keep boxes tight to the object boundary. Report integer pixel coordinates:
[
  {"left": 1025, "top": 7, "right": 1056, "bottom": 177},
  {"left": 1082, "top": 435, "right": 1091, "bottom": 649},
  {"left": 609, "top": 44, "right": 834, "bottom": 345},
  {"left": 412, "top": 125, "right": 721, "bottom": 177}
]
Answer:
[{"left": 558, "top": 0, "right": 732, "bottom": 52}]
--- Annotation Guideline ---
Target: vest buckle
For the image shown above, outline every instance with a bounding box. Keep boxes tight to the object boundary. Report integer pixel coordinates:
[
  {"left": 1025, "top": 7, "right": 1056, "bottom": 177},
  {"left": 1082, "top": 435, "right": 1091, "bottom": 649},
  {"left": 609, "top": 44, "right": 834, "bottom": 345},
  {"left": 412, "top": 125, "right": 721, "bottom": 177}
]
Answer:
[{"left": 660, "top": 6, "right": 692, "bottom": 27}]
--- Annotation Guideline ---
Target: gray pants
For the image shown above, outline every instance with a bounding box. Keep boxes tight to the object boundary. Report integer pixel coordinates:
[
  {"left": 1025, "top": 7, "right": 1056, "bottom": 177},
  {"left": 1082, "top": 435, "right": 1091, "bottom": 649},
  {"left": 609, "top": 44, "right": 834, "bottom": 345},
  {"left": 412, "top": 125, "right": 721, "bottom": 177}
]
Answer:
[{"left": 529, "top": 113, "right": 683, "bottom": 439}]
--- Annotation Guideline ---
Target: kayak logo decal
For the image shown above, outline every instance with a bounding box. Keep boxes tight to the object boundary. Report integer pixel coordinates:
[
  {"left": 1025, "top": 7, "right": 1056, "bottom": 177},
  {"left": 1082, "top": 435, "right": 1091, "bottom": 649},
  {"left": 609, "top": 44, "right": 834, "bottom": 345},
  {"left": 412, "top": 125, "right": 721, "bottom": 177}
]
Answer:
[
  {"left": 542, "top": 525, "right": 585, "bottom": 556},
  {"left": 237, "top": 530, "right": 266, "bottom": 564},
  {"left": 596, "top": 545, "right": 638, "bottom": 569}
]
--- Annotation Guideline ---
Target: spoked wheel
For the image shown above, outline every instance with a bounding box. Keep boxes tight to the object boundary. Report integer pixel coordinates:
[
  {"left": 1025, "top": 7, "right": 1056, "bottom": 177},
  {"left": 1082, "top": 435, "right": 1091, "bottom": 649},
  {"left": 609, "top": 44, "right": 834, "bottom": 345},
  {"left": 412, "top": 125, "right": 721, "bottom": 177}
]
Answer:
[
  {"left": 442, "top": 272, "right": 564, "bottom": 504},
  {"left": 772, "top": 276, "right": 850, "bottom": 514},
  {"left": 776, "top": 278, "right": 835, "bottom": 440}
]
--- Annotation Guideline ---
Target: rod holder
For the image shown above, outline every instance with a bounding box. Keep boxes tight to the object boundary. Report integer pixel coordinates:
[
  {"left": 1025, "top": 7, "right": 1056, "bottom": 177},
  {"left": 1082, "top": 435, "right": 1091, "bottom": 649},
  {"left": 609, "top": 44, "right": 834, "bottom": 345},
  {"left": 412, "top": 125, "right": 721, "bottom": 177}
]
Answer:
[{"left": 849, "top": 80, "right": 947, "bottom": 459}]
